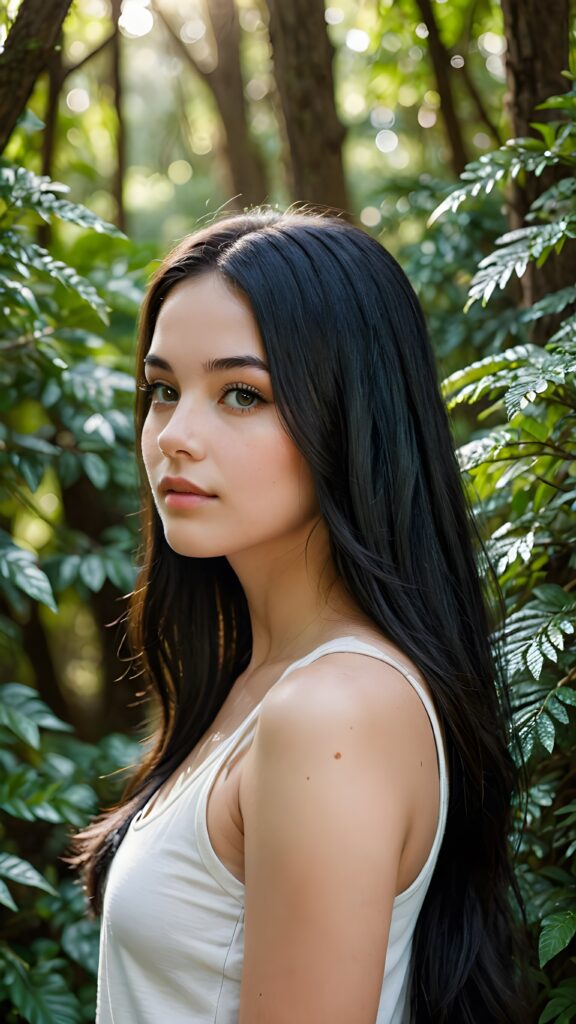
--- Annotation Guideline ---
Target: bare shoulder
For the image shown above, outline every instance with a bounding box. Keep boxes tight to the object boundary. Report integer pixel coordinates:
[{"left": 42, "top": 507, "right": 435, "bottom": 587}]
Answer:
[{"left": 254, "top": 641, "right": 437, "bottom": 758}]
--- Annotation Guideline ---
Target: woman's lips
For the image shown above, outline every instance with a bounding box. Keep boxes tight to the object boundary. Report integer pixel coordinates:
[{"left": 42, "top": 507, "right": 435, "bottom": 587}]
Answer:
[
  {"left": 159, "top": 476, "right": 217, "bottom": 508},
  {"left": 163, "top": 491, "right": 216, "bottom": 509}
]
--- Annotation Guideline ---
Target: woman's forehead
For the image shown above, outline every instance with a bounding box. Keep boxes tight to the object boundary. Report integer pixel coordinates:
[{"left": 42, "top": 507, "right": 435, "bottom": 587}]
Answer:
[{"left": 151, "top": 272, "right": 266, "bottom": 365}]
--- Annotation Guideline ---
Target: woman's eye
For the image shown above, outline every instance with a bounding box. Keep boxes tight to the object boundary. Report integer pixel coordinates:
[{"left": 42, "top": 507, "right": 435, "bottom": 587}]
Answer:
[
  {"left": 220, "top": 385, "right": 263, "bottom": 413},
  {"left": 146, "top": 382, "right": 178, "bottom": 404}
]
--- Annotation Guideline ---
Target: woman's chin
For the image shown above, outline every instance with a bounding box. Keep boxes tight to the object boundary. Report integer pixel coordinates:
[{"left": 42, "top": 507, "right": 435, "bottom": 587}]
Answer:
[{"left": 165, "top": 539, "right": 220, "bottom": 558}]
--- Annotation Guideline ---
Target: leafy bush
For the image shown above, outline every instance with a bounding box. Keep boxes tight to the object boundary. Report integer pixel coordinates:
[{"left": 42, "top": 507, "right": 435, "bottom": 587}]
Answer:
[
  {"left": 433, "top": 80, "right": 576, "bottom": 1023},
  {"left": 0, "top": 148, "right": 145, "bottom": 1021},
  {"left": 0, "top": 684, "right": 139, "bottom": 1022}
]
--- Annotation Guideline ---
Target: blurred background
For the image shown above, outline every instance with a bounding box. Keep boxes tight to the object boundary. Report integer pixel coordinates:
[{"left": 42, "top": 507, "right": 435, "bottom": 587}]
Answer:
[
  {"left": 0, "top": 2, "right": 575, "bottom": 1021},
  {"left": 1, "top": 0, "right": 520, "bottom": 246}
]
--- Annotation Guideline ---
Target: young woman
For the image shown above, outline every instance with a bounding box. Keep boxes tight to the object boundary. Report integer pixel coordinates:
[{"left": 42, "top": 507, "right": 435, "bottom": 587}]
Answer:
[{"left": 71, "top": 210, "right": 527, "bottom": 1023}]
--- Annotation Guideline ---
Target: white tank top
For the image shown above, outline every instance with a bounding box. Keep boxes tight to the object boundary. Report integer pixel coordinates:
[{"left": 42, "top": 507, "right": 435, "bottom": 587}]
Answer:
[{"left": 96, "top": 636, "right": 449, "bottom": 1024}]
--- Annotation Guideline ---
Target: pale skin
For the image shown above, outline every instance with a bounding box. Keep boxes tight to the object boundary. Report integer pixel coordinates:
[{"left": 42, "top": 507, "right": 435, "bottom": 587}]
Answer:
[{"left": 140, "top": 271, "right": 441, "bottom": 1024}]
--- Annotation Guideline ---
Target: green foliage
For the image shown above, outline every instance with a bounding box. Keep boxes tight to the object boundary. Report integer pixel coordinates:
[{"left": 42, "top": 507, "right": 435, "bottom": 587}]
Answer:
[
  {"left": 433, "top": 83, "right": 576, "bottom": 1022},
  {"left": 375, "top": 174, "right": 518, "bottom": 371},
  {"left": 0, "top": 156, "right": 147, "bottom": 1021},
  {"left": 0, "top": 679, "right": 139, "bottom": 1022},
  {"left": 430, "top": 82, "right": 576, "bottom": 312},
  {"left": 0, "top": 153, "right": 142, "bottom": 619}
]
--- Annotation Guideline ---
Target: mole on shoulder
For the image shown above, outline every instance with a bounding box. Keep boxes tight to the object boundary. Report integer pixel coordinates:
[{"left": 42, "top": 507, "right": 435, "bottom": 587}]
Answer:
[{"left": 334, "top": 751, "right": 342, "bottom": 759}]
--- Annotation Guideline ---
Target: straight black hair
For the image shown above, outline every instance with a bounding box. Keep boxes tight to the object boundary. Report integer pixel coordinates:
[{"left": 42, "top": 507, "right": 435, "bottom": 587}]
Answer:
[{"left": 70, "top": 209, "right": 529, "bottom": 1022}]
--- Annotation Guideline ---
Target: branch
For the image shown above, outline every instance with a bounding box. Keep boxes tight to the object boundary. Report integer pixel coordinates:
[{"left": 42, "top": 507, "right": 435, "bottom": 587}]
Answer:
[
  {"left": 459, "top": 62, "right": 504, "bottom": 147},
  {"left": 62, "top": 32, "right": 116, "bottom": 82},
  {"left": 151, "top": 2, "right": 211, "bottom": 84},
  {"left": 414, "top": 0, "right": 469, "bottom": 176},
  {"left": 0, "top": 0, "right": 73, "bottom": 153}
]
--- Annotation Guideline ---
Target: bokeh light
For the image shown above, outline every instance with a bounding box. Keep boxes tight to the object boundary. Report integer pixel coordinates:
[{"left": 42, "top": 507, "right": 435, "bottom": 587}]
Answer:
[
  {"left": 346, "top": 29, "right": 370, "bottom": 53},
  {"left": 375, "top": 129, "right": 399, "bottom": 153},
  {"left": 398, "top": 85, "right": 418, "bottom": 106},
  {"left": 418, "top": 108, "right": 437, "bottom": 128},
  {"left": 360, "top": 206, "right": 381, "bottom": 227},
  {"left": 370, "top": 106, "right": 395, "bottom": 128},
  {"left": 180, "top": 18, "right": 206, "bottom": 44},
  {"left": 66, "top": 88, "right": 90, "bottom": 113},
  {"left": 168, "top": 160, "right": 193, "bottom": 185},
  {"left": 479, "top": 32, "right": 506, "bottom": 55},
  {"left": 486, "top": 55, "right": 506, "bottom": 79},
  {"left": 119, "top": 1, "right": 154, "bottom": 39}
]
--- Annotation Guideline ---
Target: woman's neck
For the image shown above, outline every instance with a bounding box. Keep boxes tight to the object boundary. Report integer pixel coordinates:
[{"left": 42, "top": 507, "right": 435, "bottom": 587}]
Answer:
[{"left": 226, "top": 516, "right": 374, "bottom": 670}]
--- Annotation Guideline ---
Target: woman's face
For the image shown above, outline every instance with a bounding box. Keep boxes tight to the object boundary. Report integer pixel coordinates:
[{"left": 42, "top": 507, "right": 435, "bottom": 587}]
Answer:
[{"left": 140, "top": 271, "right": 320, "bottom": 560}]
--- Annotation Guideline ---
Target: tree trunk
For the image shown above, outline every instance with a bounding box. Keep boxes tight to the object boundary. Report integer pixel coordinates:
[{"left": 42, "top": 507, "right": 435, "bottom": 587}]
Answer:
[
  {"left": 0, "top": 0, "right": 73, "bottom": 154},
  {"left": 265, "top": 0, "right": 349, "bottom": 213},
  {"left": 110, "top": 0, "right": 127, "bottom": 232},
  {"left": 414, "top": 0, "right": 469, "bottom": 177},
  {"left": 37, "top": 39, "right": 64, "bottom": 248},
  {"left": 207, "top": 0, "right": 268, "bottom": 208},
  {"left": 500, "top": 0, "right": 576, "bottom": 323},
  {"left": 155, "top": 0, "right": 268, "bottom": 209}
]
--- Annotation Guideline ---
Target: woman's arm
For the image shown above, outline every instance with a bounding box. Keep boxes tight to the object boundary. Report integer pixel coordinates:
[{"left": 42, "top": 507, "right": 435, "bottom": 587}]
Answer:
[{"left": 238, "top": 657, "right": 430, "bottom": 1024}]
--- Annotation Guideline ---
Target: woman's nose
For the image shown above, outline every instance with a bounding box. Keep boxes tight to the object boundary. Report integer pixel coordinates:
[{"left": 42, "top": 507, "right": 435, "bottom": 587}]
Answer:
[{"left": 156, "top": 403, "right": 206, "bottom": 460}]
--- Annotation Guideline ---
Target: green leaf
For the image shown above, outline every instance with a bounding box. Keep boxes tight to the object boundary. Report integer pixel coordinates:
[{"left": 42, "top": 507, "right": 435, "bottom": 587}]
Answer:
[
  {"left": 532, "top": 585, "right": 575, "bottom": 611},
  {"left": 539, "top": 909, "right": 576, "bottom": 966},
  {"left": 27, "top": 243, "right": 110, "bottom": 321},
  {"left": 527, "top": 641, "right": 544, "bottom": 679},
  {"left": 547, "top": 696, "right": 570, "bottom": 725},
  {"left": 0, "top": 853, "right": 57, "bottom": 896},
  {"left": 82, "top": 452, "right": 110, "bottom": 489},
  {"left": 0, "top": 948, "right": 82, "bottom": 1024},
  {"left": 103, "top": 550, "right": 137, "bottom": 592},
  {"left": 0, "top": 164, "right": 124, "bottom": 239},
  {"left": 0, "top": 683, "right": 72, "bottom": 733},
  {"left": 43, "top": 554, "right": 81, "bottom": 591},
  {"left": 79, "top": 553, "right": 106, "bottom": 592},
  {"left": 556, "top": 687, "right": 576, "bottom": 706},
  {"left": 536, "top": 713, "right": 555, "bottom": 753},
  {"left": 0, "top": 697, "right": 40, "bottom": 748},
  {"left": 0, "top": 539, "right": 57, "bottom": 613},
  {"left": 61, "top": 918, "right": 100, "bottom": 976},
  {"left": 0, "top": 876, "right": 18, "bottom": 911},
  {"left": 16, "top": 109, "right": 45, "bottom": 134}
]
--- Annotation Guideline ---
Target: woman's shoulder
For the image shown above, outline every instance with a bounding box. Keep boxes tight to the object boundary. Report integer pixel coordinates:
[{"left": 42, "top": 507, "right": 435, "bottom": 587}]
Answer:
[{"left": 254, "top": 628, "right": 437, "bottom": 762}]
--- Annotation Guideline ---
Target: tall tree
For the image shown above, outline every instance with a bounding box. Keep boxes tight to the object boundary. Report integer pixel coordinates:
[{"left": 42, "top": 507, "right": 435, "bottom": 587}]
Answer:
[
  {"left": 414, "top": 0, "right": 470, "bottom": 176},
  {"left": 0, "top": 0, "right": 73, "bottom": 153},
  {"left": 110, "top": 0, "right": 127, "bottom": 232},
  {"left": 154, "top": 0, "right": 268, "bottom": 208},
  {"left": 500, "top": 0, "right": 576, "bottom": 314},
  {"left": 265, "top": 0, "right": 349, "bottom": 213},
  {"left": 39, "top": 30, "right": 117, "bottom": 245}
]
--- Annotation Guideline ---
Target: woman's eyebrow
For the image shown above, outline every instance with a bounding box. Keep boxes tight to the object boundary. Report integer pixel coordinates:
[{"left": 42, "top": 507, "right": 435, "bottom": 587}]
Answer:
[
  {"left": 203, "top": 356, "right": 270, "bottom": 373},
  {"left": 143, "top": 354, "right": 270, "bottom": 373},
  {"left": 143, "top": 354, "right": 172, "bottom": 371}
]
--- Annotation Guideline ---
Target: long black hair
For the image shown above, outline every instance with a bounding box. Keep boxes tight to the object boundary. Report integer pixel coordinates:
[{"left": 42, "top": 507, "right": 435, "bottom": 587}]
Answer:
[{"left": 70, "top": 209, "right": 528, "bottom": 1021}]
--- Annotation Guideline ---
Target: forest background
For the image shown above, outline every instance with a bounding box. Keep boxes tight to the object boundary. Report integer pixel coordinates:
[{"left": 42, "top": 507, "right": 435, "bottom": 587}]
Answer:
[{"left": 0, "top": 0, "right": 575, "bottom": 1021}]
